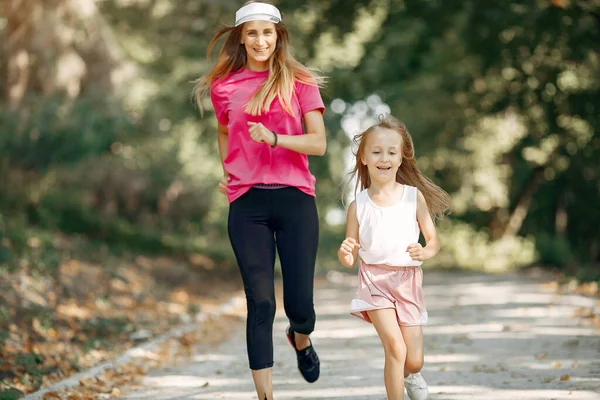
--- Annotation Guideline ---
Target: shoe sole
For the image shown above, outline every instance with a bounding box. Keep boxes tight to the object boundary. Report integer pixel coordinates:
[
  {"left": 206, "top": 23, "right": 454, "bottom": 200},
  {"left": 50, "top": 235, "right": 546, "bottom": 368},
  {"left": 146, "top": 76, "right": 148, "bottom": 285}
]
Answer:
[{"left": 285, "top": 326, "right": 295, "bottom": 349}]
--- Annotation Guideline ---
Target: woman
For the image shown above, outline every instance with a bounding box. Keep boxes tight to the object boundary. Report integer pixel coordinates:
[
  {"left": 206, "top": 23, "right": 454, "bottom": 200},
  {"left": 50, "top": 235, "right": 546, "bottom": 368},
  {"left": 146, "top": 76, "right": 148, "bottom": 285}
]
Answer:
[{"left": 194, "top": 2, "right": 326, "bottom": 399}]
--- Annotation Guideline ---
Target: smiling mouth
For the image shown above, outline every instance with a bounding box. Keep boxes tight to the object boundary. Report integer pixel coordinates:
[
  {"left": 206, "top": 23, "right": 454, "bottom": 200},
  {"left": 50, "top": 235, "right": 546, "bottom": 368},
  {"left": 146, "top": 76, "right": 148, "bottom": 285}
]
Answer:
[
  {"left": 377, "top": 166, "right": 391, "bottom": 171},
  {"left": 254, "top": 48, "right": 269, "bottom": 53}
]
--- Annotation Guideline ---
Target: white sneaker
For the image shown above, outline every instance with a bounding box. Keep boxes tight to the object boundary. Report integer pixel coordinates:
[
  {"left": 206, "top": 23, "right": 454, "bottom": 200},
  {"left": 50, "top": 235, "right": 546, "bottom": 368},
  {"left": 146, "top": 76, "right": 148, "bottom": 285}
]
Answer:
[{"left": 404, "top": 372, "right": 429, "bottom": 400}]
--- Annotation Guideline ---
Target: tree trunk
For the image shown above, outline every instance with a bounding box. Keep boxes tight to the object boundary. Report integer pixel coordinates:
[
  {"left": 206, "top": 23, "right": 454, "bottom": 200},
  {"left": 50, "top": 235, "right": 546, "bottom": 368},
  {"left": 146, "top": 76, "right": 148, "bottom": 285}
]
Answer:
[
  {"left": 4, "top": 0, "right": 39, "bottom": 109},
  {"left": 501, "top": 166, "right": 545, "bottom": 238},
  {"left": 2, "top": 0, "right": 122, "bottom": 109}
]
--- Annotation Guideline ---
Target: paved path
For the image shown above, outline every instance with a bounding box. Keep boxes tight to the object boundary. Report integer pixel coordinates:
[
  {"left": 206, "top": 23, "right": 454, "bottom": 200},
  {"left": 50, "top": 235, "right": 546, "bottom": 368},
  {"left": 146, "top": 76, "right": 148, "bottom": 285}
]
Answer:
[{"left": 121, "top": 271, "right": 600, "bottom": 399}]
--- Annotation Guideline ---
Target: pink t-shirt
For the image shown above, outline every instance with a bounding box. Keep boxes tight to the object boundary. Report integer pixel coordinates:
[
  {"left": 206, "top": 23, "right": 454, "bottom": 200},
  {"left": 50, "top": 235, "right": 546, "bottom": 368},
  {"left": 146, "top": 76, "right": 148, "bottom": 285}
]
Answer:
[{"left": 210, "top": 68, "right": 325, "bottom": 203}]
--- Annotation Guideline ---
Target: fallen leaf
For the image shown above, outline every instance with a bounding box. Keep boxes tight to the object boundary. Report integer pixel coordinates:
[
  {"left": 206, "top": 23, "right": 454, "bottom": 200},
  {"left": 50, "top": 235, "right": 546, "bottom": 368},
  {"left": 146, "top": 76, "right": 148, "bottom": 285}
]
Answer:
[
  {"left": 42, "top": 392, "right": 63, "bottom": 400},
  {"left": 573, "top": 308, "right": 594, "bottom": 318}
]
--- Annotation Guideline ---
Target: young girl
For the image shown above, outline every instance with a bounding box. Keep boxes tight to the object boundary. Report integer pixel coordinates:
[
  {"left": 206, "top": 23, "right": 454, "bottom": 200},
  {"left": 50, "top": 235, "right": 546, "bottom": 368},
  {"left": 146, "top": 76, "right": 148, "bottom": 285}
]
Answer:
[
  {"left": 194, "top": 2, "right": 326, "bottom": 399},
  {"left": 338, "top": 115, "right": 450, "bottom": 400}
]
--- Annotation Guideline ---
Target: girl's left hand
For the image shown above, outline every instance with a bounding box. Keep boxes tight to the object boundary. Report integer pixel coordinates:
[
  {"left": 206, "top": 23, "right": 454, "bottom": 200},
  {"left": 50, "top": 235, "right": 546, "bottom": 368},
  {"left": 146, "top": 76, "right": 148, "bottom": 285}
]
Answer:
[
  {"left": 248, "top": 122, "right": 276, "bottom": 146},
  {"left": 407, "top": 243, "right": 427, "bottom": 261}
]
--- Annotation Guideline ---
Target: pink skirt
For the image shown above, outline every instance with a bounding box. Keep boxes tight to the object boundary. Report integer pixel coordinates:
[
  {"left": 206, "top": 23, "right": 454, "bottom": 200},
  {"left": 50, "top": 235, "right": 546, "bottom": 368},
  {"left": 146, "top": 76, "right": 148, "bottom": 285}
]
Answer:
[{"left": 350, "top": 260, "right": 428, "bottom": 326}]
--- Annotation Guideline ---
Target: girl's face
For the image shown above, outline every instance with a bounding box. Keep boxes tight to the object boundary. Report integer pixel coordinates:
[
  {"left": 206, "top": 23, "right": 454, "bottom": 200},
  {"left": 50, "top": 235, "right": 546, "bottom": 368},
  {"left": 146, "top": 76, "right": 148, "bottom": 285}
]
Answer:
[
  {"left": 241, "top": 20, "right": 278, "bottom": 71},
  {"left": 361, "top": 128, "right": 403, "bottom": 184}
]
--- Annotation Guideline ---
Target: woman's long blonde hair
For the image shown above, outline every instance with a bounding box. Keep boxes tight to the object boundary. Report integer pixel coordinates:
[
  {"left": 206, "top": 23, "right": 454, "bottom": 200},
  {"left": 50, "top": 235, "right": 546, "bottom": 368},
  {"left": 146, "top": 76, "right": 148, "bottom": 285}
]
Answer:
[
  {"left": 193, "top": 1, "right": 325, "bottom": 117},
  {"left": 349, "top": 115, "right": 451, "bottom": 221}
]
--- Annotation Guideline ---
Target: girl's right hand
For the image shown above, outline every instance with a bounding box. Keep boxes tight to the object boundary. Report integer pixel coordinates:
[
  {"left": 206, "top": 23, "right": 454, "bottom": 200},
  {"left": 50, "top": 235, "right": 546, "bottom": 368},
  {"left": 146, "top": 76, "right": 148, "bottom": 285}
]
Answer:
[
  {"left": 218, "top": 174, "right": 230, "bottom": 195},
  {"left": 338, "top": 237, "right": 360, "bottom": 267}
]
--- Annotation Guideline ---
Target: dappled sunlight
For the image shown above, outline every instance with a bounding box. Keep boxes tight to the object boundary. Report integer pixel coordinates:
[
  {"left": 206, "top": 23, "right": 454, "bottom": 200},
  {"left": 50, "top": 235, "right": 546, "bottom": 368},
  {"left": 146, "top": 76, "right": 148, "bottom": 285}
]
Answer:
[
  {"left": 312, "top": 7, "right": 388, "bottom": 71},
  {"left": 314, "top": 288, "right": 351, "bottom": 300},
  {"left": 2, "top": 0, "right": 599, "bottom": 398},
  {"left": 143, "top": 375, "right": 247, "bottom": 388},
  {"left": 527, "top": 326, "right": 599, "bottom": 337},
  {"left": 490, "top": 305, "right": 586, "bottom": 318},
  {"left": 250, "top": 386, "right": 387, "bottom": 399},
  {"left": 425, "top": 353, "right": 482, "bottom": 364},
  {"left": 425, "top": 323, "right": 505, "bottom": 335},
  {"left": 290, "top": 324, "right": 378, "bottom": 340},
  {"left": 115, "top": 271, "right": 600, "bottom": 399},
  {"left": 429, "top": 221, "right": 537, "bottom": 272},
  {"left": 452, "top": 112, "right": 527, "bottom": 214},
  {"left": 458, "top": 331, "right": 538, "bottom": 340},
  {"left": 440, "top": 293, "right": 557, "bottom": 306},
  {"left": 191, "top": 354, "right": 238, "bottom": 363},
  {"left": 187, "top": 385, "right": 385, "bottom": 400},
  {"left": 189, "top": 386, "right": 388, "bottom": 399},
  {"left": 425, "top": 386, "right": 600, "bottom": 400},
  {"left": 312, "top": 303, "right": 355, "bottom": 317},
  {"left": 318, "top": 352, "right": 376, "bottom": 362}
]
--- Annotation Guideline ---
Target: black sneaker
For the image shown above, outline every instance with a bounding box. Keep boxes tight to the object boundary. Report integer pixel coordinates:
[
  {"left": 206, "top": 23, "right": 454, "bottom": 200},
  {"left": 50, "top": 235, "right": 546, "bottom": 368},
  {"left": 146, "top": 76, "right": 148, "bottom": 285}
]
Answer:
[{"left": 286, "top": 325, "right": 320, "bottom": 383}]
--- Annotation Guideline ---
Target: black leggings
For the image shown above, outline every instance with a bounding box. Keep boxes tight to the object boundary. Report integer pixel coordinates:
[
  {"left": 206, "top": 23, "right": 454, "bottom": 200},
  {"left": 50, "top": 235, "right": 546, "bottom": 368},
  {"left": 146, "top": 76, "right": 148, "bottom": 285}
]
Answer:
[{"left": 228, "top": 187, "right": 319, "bottom": 370}]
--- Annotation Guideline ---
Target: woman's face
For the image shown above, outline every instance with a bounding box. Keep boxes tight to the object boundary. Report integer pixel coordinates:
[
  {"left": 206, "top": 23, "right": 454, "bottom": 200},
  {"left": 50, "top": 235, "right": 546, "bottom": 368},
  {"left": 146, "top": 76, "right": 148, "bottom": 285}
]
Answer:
[{"left": 241, "top": 20, "right": 278, "bottom": 71}]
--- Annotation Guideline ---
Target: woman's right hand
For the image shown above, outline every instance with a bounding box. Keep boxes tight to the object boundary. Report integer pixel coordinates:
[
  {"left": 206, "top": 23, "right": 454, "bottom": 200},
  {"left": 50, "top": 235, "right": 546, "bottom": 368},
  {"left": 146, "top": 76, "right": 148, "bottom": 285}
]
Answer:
[
  {"left": 338, "top": 237, "right": 360, "bottom": 267},
  {"left": 218, "top": 174, "right": 230, "bottom": 195}
]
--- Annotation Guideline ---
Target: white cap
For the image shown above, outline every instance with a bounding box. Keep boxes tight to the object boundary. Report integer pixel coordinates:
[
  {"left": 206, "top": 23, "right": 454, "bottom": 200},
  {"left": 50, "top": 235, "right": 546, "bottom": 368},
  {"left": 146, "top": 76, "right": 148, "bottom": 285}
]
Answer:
[{"left": 235, "top": 2, "right": 282, "bottom": 26}]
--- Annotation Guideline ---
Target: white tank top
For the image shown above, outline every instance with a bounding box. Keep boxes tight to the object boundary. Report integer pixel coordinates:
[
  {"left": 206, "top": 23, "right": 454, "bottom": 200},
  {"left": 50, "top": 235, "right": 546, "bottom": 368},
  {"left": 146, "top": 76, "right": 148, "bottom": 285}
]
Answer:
[{"left": 356, "top": 185, "right": 422, "bottom": 267}]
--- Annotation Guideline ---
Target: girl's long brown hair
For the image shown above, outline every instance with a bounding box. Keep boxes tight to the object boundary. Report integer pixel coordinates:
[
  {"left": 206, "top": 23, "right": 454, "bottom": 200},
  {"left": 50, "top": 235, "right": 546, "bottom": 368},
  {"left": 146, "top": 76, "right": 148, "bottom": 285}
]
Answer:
[
  {"left": 349, "top": 115, "right": 451, "bottom": 221},
  {"left": 193, "top": 1, "right": 325, "bottom": 117}
]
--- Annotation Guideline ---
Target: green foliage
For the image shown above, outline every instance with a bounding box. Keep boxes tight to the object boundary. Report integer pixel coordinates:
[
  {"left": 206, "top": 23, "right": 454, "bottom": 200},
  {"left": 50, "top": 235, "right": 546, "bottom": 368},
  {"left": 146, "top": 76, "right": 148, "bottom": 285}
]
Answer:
[
  {"left": 80, "top": 317, "right": 134, "bottom": 348},
  {"left": 0, "top": 215, "right": 12, "bottom": 265},
  {"left": 430, "top": 219, "right": 537, "bottom": 272},
  {"left": 14, "top": 353, "right": 43, "bottom": 369},
  {"left": 0, "top": 215, "right": 62, "bottom": 274},
  {"left": 314, "top": 0, "right": 599, "bottom": 277},
  {"left": 536, "top": 233, "right": 574, "bottom": 268},
  {"left": 0, "top": 0, "right": 598, "bottom": 280},
  {"left": 0, "top": 389, "right": 24, "bottom": 400},
  {"left": 0, "top": 96, "right": 135, "bottom": 171},
  {"left": 0, "top": 331, "right": 7, "bottom": 349},
  {"left": 1, "top": 215, "right": 50, "bottom": 273}
]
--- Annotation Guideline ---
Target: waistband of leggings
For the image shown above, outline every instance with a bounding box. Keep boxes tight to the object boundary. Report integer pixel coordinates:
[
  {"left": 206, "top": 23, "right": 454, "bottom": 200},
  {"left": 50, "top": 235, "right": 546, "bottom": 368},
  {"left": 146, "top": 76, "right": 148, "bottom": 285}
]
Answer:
[{"left": 252, "top": 183, "right": 289, "bottom": 189}]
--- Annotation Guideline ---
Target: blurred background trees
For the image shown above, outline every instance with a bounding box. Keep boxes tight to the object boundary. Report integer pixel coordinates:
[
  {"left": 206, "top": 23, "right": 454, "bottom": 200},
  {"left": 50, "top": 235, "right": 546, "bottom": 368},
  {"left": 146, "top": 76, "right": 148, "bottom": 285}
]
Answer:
[
  {"left": 1, "top": 0, "right": 598, "bottom": 279},
  {"left": 3, "top": 1, "right": 598, "bottom": 394}
]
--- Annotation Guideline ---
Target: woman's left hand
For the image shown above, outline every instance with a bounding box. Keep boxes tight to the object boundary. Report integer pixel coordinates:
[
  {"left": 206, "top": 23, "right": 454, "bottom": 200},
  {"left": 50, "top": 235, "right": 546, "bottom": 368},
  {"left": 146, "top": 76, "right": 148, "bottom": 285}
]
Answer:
[
  {"left": 248, "top": 122, "right": 276, "bottom": 146},
  {"left": 407, "top": 243, "right": 427, "bottom": 261}
]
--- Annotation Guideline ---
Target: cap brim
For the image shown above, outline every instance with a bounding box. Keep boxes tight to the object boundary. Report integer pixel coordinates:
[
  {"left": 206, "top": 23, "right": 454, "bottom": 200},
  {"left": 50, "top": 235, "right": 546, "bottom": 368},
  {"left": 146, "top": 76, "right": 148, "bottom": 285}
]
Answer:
[{"left": 235, "top": 14, "right": 281, "bottom": 26}]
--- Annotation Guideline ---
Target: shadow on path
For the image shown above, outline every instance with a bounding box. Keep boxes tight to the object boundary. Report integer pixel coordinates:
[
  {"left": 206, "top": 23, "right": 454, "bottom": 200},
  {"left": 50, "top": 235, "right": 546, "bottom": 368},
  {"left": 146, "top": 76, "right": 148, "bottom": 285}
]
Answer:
[{"left": 122, "top": 271, "right": 600, "bottom": 400}]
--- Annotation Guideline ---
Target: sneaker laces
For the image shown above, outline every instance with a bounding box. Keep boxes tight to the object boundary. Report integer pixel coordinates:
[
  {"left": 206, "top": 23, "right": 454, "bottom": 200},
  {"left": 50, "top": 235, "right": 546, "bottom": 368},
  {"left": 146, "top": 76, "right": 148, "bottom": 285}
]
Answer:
[
  {"left": 406, "top": 373, "right": 427, "bottom": 389},
  {"left": 297, "top": 346, "right": 318, "bottom": 369}
]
